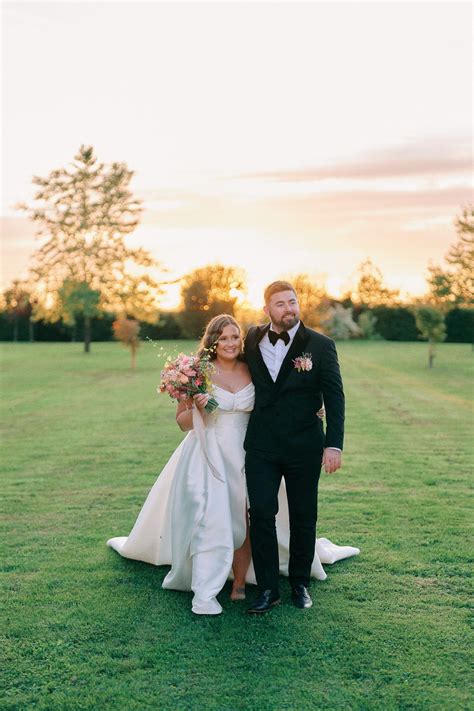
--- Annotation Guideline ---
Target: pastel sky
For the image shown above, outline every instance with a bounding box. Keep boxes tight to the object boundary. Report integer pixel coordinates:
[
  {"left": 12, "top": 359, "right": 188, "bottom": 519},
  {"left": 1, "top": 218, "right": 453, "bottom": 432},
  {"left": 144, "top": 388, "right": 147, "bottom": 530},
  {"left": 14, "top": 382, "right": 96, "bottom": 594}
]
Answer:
[{"left": 1, "top": 1, "right": 472, "bottom": 308}]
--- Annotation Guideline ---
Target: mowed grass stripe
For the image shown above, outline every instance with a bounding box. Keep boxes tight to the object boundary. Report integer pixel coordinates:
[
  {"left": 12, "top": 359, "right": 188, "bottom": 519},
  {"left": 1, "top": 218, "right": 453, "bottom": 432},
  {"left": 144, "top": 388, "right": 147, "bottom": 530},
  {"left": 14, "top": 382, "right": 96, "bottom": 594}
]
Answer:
[{"left": 1, "top": 342, "right": 473, "bottom": 710}]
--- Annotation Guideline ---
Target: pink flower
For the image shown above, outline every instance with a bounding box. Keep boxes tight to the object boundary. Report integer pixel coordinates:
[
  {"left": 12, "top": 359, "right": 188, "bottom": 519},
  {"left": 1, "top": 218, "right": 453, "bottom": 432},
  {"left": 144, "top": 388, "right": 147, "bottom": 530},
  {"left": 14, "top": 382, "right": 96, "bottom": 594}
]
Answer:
[
  {"left": 158, "top": 350, "right": 217, "bottom": 409},
  {"left": 293, "top": 353, "right": 313, "bottom": 372}
]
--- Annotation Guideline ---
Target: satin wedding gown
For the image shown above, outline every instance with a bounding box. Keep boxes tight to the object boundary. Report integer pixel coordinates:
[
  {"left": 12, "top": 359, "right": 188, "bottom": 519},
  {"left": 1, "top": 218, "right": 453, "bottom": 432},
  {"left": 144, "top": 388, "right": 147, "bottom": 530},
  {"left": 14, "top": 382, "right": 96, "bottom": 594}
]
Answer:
[{"left": 107, "top": 383, "right": 359, "bottom": 614}]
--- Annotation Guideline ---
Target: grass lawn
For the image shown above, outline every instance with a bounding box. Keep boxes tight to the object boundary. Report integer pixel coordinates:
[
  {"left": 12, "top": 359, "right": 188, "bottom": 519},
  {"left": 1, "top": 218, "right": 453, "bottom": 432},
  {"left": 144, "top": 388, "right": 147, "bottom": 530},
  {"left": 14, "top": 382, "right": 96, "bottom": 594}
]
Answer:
[{"left": 1, "top": 340, "right": 473, "bottom": 710}]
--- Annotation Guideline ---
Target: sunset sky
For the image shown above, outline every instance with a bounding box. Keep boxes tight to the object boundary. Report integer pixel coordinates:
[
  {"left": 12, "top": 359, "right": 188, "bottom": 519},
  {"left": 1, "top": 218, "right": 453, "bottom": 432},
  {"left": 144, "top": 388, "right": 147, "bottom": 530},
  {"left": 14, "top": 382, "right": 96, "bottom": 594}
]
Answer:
[{"left": 2, "top": 1, "right": 472, "bottom": 308}]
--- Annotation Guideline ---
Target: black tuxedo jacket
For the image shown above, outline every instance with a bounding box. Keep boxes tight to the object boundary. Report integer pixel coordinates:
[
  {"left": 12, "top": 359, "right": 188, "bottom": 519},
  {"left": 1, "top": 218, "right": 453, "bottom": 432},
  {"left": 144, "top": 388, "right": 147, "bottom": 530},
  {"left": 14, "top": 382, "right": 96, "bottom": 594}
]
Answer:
[{"left": 243, "top": 321, "right": 345, "bottom": 454}]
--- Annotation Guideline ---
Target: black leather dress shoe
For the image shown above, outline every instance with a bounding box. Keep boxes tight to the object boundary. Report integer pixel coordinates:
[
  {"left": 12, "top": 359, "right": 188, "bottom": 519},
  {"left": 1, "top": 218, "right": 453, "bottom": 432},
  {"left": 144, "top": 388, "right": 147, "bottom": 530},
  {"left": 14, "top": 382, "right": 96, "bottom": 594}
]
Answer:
[
  {"left": 246, "top": 589, "right": 281, "bottom": 614},
  {"left": 291, "top": 585, "right": 313, "bottom": 609}
]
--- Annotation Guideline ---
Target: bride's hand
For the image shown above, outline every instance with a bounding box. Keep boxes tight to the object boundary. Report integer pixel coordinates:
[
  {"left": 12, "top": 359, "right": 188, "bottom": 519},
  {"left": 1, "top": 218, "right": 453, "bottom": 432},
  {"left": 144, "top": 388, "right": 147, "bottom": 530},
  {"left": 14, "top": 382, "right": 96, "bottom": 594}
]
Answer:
[{"left": 193, "top": 393, "right": 210, "bottom": 411}]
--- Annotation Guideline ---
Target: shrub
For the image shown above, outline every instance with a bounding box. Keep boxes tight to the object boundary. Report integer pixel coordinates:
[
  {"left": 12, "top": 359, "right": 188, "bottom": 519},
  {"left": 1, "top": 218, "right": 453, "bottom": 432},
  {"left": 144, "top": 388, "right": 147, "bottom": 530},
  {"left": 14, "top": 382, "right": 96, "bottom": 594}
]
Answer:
[
  {"left": 372, "top": 307, "right": 418, "bottom": 341},
  {"left": 357, "top": 310, "right": 380, "bottom": 340},
  {"left": 445, "top": 308, "right": 474, "bottom": 343},
  {"left": 321, "top": 305, "right": 361, "bottom": 340}
]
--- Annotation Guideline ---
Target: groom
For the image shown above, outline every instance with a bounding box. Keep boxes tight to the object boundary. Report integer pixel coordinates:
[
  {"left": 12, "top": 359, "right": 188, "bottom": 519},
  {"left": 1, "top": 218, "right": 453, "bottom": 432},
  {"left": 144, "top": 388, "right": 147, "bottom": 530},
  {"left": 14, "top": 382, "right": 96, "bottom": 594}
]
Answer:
[{"left": 244, "top": 281, "right": 345, "bottom": 613}]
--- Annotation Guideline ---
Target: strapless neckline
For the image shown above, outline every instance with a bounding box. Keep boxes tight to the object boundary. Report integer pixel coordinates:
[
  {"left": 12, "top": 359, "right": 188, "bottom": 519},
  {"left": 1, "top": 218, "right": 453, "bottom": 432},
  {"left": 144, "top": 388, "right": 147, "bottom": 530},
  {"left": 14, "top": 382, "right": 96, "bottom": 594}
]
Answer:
[{"left": 213, "top": 382, "right": 254, "bottom": 396}]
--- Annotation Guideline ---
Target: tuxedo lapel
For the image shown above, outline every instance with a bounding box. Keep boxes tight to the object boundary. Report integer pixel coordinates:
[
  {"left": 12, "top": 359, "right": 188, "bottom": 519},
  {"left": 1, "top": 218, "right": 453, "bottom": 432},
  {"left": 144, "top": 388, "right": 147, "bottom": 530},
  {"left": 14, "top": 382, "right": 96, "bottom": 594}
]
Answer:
[
  {"left": 250, "top": 324, "right": 274, "bottom": 386},
  {"left": 274, "top": 321, "right": 309, "bottom": 389},
  {"left": 255, "top": 322, "right": 271, "bottom": 344}
]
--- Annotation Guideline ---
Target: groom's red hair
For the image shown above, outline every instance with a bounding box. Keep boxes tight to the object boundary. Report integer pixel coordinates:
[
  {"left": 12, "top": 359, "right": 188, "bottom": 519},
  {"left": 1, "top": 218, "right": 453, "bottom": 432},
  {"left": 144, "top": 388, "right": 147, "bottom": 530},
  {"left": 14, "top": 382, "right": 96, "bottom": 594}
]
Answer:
[{"left": 264, "top": 281, "right": 296, "bottom": 305}]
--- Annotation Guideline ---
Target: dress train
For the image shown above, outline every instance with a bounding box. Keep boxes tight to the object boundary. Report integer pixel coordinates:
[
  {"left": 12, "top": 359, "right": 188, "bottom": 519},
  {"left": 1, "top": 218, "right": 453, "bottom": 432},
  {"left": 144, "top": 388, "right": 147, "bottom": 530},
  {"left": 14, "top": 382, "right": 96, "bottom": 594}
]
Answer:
[{"left": 108, "top": 384, "right": 359, "bottom": 612}]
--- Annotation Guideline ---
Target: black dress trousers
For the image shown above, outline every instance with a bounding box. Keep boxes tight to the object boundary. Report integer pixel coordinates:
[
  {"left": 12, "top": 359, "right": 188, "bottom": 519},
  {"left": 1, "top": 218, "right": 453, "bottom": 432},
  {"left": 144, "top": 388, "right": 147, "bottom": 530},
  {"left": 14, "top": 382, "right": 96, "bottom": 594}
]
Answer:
[{"left": 245, "top": 442, "right": 322, "bottom": 592}]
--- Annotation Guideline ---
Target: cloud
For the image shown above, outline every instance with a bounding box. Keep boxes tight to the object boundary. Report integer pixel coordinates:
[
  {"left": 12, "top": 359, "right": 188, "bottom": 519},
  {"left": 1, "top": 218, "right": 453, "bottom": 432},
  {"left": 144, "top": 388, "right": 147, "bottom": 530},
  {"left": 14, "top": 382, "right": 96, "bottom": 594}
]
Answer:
[
  {"left": 231, "top": 136, "right": 472, "bottom": 182},
  {"left": 136, "top": 135, "right": 472, "bottom": 232},
  {"left": 139, "top": 185, "right": 471, "bottom": 233}
]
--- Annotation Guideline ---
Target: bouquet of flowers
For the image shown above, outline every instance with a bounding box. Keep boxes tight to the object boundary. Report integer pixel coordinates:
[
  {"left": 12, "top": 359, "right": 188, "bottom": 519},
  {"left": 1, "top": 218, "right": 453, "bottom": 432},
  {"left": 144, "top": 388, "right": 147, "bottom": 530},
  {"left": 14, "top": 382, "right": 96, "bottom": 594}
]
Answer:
[{"left": 158, "top": 351, "right": 218, "bottom": 413}]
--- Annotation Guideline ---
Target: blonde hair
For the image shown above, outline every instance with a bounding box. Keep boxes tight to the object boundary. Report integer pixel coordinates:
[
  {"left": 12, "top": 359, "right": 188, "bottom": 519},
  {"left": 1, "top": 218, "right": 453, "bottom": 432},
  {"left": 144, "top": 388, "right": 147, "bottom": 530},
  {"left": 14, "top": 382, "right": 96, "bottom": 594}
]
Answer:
[{"left": 197, "top": 314, "right": 243, "bottom": 360}]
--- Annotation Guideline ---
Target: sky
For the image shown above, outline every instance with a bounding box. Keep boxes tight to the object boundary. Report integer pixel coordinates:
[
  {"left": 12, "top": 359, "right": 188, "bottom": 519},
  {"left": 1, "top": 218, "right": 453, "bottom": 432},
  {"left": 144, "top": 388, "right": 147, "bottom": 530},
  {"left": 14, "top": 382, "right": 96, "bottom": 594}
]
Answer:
[{"left": 1, "top": 1, "right": 472, "bottom": 308}]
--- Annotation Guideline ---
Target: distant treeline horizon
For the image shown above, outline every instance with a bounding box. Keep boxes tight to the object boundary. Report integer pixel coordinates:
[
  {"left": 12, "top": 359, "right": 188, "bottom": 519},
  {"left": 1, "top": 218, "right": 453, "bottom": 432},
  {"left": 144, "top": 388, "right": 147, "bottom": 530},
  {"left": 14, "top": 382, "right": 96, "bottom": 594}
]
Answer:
[{"left": 1, "top": 304, "right": 471, "bottom": 344}]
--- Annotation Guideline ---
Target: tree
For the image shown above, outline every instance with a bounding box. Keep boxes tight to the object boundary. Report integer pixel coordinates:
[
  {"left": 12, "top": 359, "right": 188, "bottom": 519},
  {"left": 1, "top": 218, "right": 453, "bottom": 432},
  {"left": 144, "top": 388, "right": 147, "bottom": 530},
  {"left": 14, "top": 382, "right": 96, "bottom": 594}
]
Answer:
[
  {"left": 17, "top": 145, "right": 161, "bottom": 352},
  {"left": 112, "top": 318, "right": 140, "bottom": 369},
  {"left": 288, "top": 274, "right": 328, "bottom": 328},
  {"left": 58, "top": 280, "right": 101, "bottom": 349},
  {"left": 234, "top": 302, "right": 264, "bottom": 333},
  {"left": 415, "top": 307, "right": 446, "bottom": 368},
  {"left": 427, "top": 206, "right": 474, "bottom": 307},
  {"left": 321, "top": 305, "right": 361, "bottom": 340},
  {"left": 353, "top": 259, "right": 399, "bottom": 308},
  {"left": 178, "top": 264, "right": 246, "bottom": 338},
  {"left": 109, "top": 272, "right": 161, "bottom": 324},
  {"left": 2, "top": 281, "right": 34, "bottom": 342}
]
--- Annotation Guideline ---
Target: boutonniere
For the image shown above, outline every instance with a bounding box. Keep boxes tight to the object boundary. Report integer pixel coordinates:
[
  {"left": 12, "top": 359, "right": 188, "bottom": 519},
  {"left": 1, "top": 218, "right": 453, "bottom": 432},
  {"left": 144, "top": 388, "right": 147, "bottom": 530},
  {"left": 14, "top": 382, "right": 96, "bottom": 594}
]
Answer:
[{"left": 293, "top": 353, "right": 313, "bottom": 372}]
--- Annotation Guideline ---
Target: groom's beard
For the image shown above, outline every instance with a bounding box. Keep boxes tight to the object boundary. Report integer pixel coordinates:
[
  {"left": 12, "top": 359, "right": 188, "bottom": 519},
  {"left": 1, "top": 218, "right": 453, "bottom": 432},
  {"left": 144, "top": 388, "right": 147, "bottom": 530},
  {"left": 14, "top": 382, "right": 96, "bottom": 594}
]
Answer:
[{"left": 270, "top": 312, "right": 299, "bottom": 332}]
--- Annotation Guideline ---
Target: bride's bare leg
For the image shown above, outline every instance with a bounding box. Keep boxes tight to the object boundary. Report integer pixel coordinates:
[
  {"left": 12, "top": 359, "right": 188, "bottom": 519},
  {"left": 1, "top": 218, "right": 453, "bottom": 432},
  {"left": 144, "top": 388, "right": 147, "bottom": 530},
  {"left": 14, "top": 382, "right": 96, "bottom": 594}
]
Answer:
[{"left": 231, "top": 517, "right": 251, "bottom": 600}]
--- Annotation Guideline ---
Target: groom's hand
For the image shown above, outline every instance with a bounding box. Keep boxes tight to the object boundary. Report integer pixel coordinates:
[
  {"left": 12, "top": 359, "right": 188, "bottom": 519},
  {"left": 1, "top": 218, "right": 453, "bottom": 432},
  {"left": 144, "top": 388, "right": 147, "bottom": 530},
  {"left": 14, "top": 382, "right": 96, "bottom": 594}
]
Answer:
[{"left": 322, "top": 448, "right": 342, "bottom": 474}]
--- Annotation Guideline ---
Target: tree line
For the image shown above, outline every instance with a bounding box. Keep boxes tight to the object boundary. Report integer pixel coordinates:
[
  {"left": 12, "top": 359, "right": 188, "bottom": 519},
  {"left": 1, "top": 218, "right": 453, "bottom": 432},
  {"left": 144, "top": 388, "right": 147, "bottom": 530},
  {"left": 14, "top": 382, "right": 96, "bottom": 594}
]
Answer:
[{"left": 2, "top": 146, "right": 473, "bottom": 367}]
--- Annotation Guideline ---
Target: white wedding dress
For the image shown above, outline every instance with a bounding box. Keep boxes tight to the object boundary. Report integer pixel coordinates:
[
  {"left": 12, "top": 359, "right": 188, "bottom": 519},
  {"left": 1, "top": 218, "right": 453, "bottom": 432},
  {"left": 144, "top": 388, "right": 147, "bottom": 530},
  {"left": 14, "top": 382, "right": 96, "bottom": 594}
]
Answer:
[{"left": 107, "top": 383, "right": 359, "bottom": 614}]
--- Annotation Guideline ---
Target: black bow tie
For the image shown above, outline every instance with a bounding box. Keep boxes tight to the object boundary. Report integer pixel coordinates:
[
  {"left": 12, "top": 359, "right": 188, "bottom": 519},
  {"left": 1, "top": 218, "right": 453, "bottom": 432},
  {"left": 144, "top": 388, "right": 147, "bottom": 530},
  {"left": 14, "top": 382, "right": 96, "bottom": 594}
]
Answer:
[{"left": 268, "top": 330, "right": 290, "bottom": 346}]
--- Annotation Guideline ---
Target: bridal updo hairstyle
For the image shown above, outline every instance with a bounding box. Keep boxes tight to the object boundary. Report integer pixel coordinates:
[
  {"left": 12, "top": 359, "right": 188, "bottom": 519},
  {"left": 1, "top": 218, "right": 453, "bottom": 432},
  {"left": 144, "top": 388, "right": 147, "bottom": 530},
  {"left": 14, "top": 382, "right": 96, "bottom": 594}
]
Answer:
[{"left": 197, "top": 314, "right": 244, "bottom": 361}]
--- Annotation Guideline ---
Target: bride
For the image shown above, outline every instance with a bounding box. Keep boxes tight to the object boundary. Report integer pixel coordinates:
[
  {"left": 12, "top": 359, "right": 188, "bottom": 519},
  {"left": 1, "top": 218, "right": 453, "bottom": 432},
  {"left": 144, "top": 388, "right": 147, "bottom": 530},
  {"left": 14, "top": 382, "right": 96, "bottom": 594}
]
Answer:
[{"left": 107, "top": 314, "right": 359, "bottom": 615}]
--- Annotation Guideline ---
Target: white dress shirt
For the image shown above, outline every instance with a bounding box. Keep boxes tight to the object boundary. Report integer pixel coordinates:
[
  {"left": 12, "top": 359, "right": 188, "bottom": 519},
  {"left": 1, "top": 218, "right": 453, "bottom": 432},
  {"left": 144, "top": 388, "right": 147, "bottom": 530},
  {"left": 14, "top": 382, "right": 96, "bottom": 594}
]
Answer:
[
  {"left": 259, "top": 321, "right": 341, "bottom": 452},
  {"left": 259, "top": 321, "right": 301, "bottom": 382}
]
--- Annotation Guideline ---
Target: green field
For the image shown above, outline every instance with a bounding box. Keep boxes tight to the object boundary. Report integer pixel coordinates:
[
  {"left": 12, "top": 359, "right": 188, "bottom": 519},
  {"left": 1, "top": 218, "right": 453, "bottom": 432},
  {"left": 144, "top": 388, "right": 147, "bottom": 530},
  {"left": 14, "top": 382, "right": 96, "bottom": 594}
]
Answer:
[{"left": 2, "top": 341, "right": 473, "bottom": 710}]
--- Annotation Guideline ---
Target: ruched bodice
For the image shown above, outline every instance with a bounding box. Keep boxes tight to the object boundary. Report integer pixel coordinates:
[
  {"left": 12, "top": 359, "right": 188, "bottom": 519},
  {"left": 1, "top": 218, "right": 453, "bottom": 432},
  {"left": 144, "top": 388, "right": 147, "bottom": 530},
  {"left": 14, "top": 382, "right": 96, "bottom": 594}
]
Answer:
[
  {"left": 212, "top": 382, "right": 255, "bottom": 412},
  {"left": 205, "top": 384, "right": 254, "bottom": 433}
]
